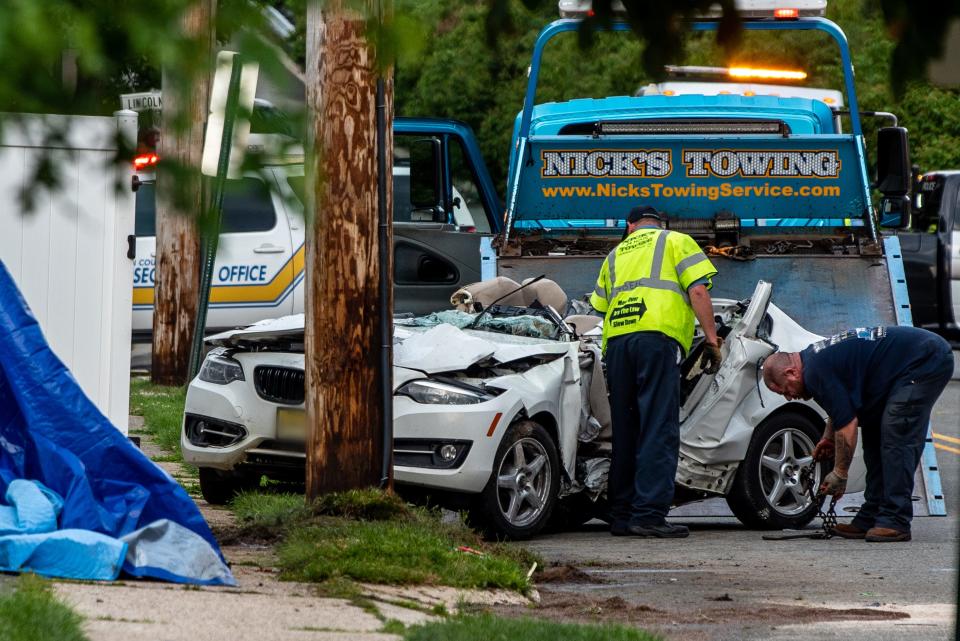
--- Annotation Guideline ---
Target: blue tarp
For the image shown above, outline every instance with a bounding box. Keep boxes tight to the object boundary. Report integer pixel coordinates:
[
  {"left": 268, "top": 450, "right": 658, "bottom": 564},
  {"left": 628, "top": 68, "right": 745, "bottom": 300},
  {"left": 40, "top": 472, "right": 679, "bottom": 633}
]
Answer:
[{"left": 0, "top": 261, "right": 234, "bottom": 585}]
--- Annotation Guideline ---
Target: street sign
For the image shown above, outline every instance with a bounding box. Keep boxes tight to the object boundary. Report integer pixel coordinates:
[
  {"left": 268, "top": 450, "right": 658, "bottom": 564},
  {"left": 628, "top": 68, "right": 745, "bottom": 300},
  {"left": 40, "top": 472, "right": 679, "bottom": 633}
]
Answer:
[{"left": 120, "top": 90, "right": 163, "bottom": 112}]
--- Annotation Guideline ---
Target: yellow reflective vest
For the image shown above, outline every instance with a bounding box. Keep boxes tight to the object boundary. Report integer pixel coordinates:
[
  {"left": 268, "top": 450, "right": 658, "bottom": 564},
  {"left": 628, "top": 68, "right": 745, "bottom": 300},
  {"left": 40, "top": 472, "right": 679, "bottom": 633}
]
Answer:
[{"left": 590, "top": 228, "right": 717, "bottom": 353}]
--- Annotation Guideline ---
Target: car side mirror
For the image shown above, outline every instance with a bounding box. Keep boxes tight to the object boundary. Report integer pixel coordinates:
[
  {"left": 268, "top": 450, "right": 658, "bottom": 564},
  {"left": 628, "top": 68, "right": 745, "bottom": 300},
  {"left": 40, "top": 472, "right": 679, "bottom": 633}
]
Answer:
[
  {"left": 409, "top": 137, "right": 442, "bottom": 211},
  {"left": 876, "top": 127, "right": 911, "bottom": 229},
  {"left": 876, "top": 127, "right": 911, "bottom": 196},
  {"left": 879, "top": 195, "right": 911, "bottom": 229}
]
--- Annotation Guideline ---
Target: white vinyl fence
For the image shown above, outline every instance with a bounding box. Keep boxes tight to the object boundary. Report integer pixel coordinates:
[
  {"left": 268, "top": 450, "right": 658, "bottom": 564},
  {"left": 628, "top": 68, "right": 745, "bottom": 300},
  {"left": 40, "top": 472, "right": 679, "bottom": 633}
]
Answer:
[{"left": 0, "top": 111, "right": 137, "bottom": 432}]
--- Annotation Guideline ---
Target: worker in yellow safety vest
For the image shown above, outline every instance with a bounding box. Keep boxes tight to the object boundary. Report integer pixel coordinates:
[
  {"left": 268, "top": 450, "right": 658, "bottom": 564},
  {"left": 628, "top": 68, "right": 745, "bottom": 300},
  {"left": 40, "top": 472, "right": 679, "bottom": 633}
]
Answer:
[{"left": 590, "top": 205, "right": 722, "bottom": 538}]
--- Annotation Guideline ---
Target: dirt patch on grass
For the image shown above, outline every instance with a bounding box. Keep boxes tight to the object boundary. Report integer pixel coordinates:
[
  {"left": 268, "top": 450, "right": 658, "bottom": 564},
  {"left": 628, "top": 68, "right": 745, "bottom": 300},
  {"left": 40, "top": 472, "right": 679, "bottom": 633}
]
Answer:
[
  {"left": 491, "top": 588, "right": 910, "bottom": 628},
  {"left": 212, "top": 523, "right": 286, "bottom": 547},
  {"left": 535, "top": 564, "right": 600, "bottom": 584}
]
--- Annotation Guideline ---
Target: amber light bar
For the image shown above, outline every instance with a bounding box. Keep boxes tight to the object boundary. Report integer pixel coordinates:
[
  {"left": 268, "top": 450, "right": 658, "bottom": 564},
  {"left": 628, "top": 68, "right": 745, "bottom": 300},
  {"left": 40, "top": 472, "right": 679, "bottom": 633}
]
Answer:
[
  {"left": 728, "top": 66, "right": 808, "bottom": 81},
  {"left": 774, "top": 8, "right": 800, "bottom": 19}
]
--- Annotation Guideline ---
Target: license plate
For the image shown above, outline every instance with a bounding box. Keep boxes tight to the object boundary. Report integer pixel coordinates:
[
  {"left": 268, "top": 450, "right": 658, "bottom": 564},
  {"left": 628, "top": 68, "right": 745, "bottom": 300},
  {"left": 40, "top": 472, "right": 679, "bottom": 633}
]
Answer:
[{"left": 276, "top": 408, "right": 306, "bottom": 441}]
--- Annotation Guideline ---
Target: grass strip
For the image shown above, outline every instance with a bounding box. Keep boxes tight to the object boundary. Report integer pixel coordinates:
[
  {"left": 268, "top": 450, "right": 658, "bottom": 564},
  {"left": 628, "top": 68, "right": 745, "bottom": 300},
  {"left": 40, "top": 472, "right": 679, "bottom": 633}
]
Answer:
[
  {"left": 232, "top": 489, "right": 538, "bottom": 593},
  {"left": 0, "top": 575, "right": 89, "bottom": 641},
  {"left": 403, "top": 614, "right": 662, "bottom": 641},
  {"left": 129, "top": 377, "right": 186, "bottom": 457}
]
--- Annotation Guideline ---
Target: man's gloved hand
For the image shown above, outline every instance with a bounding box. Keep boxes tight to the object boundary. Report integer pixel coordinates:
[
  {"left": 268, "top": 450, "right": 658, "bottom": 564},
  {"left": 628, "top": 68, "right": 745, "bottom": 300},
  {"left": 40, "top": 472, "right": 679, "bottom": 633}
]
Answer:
[
  {"left": 699, "top": 337, "right": 724, "bottom": 375},
  {"left": 812, "top": 437, "right": 835, "bottom": 461},
  {"left": 819, "top": 470, "right": 847, "bottom": 499}
]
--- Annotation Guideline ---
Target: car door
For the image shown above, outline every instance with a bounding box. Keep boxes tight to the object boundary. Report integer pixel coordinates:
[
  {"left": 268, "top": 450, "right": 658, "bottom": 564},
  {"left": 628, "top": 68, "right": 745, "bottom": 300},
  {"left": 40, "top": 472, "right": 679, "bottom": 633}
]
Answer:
[
  {"left": 206, "top": 175, "right": 295, "bottom": 329},
  {"left": 132, "top": 175, "right": 158, "bottom": 342},
  {"left": 680, "top": 280, "right": 775, "bottom": 423},
  {"left": 392, "top": 132, "right": 494, "bottom": 315},
  {"left": 947, "top": 181, "right": 960, "bottom": 329},
  {"left": 131, "top": 173, "right": 295, "bottom": 337},
  {"left": 899, "top": 175, "right": 945, "bottom": 331}
]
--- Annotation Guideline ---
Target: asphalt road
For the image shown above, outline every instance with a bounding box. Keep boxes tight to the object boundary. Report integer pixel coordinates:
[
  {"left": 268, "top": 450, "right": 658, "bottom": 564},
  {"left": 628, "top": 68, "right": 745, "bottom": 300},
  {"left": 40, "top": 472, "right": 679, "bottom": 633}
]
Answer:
[{"left": 515, "top": 351, "right": 960, "bottom": 641}]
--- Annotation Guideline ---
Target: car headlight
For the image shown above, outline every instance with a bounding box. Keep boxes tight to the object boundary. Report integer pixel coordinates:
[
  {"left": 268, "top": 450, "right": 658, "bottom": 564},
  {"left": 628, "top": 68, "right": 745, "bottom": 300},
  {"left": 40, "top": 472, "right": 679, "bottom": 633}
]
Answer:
[
  {"left": 396, "top": 379, "right": 495, "bottom": 405},
  {"left": 198, "top": 348, "right": 245, "bottom": 385}
]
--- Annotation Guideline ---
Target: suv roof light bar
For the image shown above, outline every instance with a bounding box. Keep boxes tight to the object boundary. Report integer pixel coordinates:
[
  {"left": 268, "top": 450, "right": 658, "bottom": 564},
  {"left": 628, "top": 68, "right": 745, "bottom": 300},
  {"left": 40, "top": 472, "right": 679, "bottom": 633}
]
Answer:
[
  {"left": 595, "top": 119, "right": 790, "bottom": 136},
  {"left": 558, "top": 0, "right": 826, "bottom": 19}
]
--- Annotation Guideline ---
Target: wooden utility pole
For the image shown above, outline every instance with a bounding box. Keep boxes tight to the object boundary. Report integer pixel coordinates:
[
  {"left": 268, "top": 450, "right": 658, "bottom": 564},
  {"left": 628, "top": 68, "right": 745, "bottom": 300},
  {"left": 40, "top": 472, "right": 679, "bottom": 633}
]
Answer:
[
  {"left": 304, "top": 0, "right": 394, "bottom": 497},
  {"left": 152, "top": 0, "right": 216, "bottom": 386}
]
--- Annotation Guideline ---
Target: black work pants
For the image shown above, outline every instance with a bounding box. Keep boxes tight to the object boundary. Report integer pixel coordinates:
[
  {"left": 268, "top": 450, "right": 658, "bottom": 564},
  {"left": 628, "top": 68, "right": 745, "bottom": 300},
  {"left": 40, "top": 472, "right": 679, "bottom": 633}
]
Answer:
[
  {"left": 605, "top": 331, "right": 681, "bottom": 527},
  {"left": 852, "top": 344, "right": 954, "bottom": 532}
]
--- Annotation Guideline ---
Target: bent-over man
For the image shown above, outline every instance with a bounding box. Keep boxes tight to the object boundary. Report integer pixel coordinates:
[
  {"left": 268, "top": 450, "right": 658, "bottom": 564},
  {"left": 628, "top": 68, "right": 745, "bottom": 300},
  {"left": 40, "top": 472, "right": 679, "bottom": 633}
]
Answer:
[{"left": 762, "top": 326, "right": 953, "bottom": 542}]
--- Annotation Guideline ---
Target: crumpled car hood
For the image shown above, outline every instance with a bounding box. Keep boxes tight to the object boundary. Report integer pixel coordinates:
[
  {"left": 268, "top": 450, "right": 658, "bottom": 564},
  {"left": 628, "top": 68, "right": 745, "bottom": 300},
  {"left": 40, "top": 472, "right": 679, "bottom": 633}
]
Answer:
[
  {"left": 206, "top": 314, "right": 305, "bottom": 346},
  {"left": 205, "top": 314, "right": 572, "bottom": 376},
  {"left": 394, "top": 324, "right": 572, "bottom": 374}
]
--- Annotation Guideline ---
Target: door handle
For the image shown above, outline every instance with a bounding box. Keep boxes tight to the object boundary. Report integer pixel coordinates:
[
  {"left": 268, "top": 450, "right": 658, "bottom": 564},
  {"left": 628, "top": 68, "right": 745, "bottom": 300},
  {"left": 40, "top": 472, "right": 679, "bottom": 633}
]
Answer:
[{"left": 253, "top": 244, "right": 286, "bottom": 254}]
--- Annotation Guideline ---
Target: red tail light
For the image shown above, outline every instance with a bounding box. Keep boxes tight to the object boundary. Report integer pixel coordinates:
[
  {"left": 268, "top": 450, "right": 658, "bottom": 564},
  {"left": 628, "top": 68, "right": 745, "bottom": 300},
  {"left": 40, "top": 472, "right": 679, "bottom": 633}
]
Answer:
[{"left": 133, "top": 153, "right": 159, "bottom": 170}]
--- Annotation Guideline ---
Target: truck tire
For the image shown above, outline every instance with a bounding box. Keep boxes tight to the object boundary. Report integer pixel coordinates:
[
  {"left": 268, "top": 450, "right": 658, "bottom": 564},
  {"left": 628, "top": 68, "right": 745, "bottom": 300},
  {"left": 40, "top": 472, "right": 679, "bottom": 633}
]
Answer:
[
  {"left": 470, "top": 420, "right": 560, "bottom": 540},
  {"left": 198, "top": 467, "right": 244, "bottom": 505},
  {"left": 725, "top": 412, "right": 827, "bottom": 530}
]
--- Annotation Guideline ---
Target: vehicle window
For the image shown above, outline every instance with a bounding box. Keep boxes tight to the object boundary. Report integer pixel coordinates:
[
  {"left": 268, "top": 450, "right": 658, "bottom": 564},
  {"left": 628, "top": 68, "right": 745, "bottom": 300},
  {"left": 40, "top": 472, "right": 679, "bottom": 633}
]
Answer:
[
  {"left": 285, "top": 171, "right": 421, "bottom": 225},
  {"left": 133, "top": 178, "right": 275, "bottom": 236},
  {"left": 449, "top": 138, "right": 491, "bottom": 233},
  {"left": 135, "top": 182, "right": 157, "bottom": 237},
  {"left": 287, "top": 175, "right": 305, "bottom": 205},
  {"left": 221, "top": 178, "right": 277, "bottom": 233}
]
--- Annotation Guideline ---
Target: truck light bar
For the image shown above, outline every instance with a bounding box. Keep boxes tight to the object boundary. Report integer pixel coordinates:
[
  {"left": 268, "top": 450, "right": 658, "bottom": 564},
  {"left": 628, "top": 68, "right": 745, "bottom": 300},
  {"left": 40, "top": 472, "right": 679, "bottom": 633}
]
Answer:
[
  {"left": 665, "top": 64, "right": 807, "bottom": 81},
  {"left": 558, "top": 0, "right": 825, "bottom": 19},
  {"left": 596, "top": 119, "right": 789, "bottom": 136},
  {"left": 728, "top": 66, "right": 807, "bottom": 80}
]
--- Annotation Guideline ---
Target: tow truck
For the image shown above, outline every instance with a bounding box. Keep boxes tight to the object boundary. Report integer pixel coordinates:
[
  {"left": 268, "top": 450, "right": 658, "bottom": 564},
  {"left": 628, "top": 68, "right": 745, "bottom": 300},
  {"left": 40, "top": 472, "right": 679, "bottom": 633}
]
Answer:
[{"left": 483, "top": 0, "right": 945, "bottom": 528}]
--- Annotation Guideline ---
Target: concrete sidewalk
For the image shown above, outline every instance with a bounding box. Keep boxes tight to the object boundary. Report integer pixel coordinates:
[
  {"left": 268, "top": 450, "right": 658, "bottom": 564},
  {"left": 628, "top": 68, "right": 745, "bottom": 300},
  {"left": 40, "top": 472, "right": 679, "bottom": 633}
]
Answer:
[{"left": 54, "top": 433, "right": 531, "bottom": 641}]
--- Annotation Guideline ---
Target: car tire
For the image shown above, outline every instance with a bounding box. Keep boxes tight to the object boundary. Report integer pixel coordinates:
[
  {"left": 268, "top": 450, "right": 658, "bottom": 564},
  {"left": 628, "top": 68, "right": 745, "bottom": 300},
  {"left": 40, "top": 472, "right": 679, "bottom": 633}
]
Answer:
[
  {"left": 725, "top": 412, "right": 827, "bottom": 530},
  {"left": 470, "top": 420, "right": 560, "bottom": 540},
  {"left": 198, "top": 467, "right": 244, "bottom": 505}
]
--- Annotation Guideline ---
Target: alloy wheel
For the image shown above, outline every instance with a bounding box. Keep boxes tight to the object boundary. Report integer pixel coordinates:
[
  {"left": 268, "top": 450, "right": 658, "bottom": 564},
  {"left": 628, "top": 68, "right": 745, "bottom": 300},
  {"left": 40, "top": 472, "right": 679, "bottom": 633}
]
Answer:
[
  {"left": 758, "top": 427, "right": 819, "bottom": 516},
  {"left": 495, "top": 437, "right": 553, "bottom": 528}
]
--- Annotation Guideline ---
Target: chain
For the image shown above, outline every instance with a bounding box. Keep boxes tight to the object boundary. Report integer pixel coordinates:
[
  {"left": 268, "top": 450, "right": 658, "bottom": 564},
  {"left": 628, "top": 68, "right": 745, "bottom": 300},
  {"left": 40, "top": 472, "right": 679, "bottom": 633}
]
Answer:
[{"left": 799, "top": 462, "right": 838, "bottom": 538}]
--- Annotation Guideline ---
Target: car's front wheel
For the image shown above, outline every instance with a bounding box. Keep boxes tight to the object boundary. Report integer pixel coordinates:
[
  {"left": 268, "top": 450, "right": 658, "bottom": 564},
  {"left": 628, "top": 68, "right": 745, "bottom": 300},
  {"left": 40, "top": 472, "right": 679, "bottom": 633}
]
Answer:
[
  {"left": 471, "top": 420, "right": 560, "bottom": 540},
  {"left": 725, "top": 412, "right": 827, "bottom": 530}
]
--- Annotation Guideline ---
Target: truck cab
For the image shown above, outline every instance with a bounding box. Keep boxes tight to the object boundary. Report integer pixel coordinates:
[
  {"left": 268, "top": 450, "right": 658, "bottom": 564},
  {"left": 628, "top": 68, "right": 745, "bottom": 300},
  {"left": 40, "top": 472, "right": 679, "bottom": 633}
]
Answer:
[
  {"left": 132, "top": 117, "right": 502, "bottom": 341},
  {"left": 899, "top": 171, "right": 960, "bottom": 341}
]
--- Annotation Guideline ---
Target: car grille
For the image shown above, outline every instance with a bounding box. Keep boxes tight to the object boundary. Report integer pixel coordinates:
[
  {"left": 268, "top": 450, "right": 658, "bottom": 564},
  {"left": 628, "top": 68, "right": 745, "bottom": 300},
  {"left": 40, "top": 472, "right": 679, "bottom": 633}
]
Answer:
[{"left": 254, "top": 366, "right": 305, "bottom": 405}]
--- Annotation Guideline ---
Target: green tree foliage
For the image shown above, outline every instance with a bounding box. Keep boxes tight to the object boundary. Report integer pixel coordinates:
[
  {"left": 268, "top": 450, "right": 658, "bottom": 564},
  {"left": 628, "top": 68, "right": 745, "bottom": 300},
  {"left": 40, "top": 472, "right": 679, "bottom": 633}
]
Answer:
[{"left": 395, "top": 0, "right": 959, "bottom": 193}]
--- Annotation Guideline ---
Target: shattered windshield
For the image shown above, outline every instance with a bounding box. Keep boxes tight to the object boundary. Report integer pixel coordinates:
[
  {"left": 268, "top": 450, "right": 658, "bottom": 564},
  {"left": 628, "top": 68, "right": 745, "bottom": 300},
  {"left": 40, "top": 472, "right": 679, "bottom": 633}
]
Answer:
[{"left": 396, "top": 310, "right": 561, "bottom": 341}]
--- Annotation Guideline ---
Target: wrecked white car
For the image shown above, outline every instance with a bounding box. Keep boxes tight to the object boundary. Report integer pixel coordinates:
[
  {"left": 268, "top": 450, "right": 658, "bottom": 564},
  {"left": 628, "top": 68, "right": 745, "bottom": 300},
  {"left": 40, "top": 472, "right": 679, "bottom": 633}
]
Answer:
[{"left": 182, "top": 280, "right": 865, "bottom": 539}]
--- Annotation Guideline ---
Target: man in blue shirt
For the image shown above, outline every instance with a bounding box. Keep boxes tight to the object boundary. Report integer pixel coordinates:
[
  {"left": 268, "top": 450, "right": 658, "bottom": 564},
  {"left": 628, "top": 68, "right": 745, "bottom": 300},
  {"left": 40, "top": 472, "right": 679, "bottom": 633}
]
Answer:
[{"left": 762, "top": 326, "right": 953, "bottom": 542}]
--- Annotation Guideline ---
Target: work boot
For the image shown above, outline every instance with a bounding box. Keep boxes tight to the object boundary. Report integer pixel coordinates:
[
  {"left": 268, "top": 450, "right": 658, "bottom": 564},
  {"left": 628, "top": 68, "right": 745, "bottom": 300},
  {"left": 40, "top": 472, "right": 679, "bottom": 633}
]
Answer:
[
  {"left": 829, "top": 523, "right": 868, "bottom": 539},
  {"left": 624, "top": 523, "right": 690, "bottom": 538},
  {"left": 865, "top": 527, "right": 911, "bottom": 542}
]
